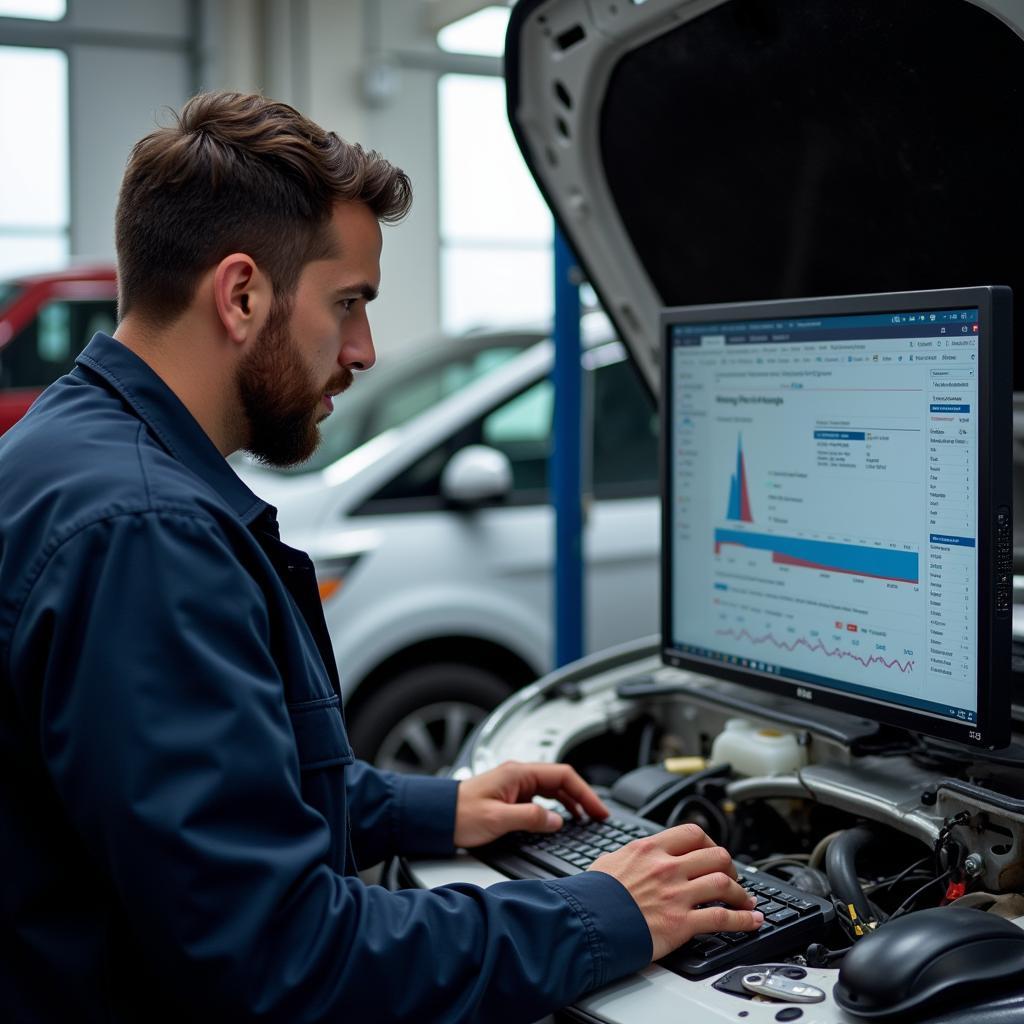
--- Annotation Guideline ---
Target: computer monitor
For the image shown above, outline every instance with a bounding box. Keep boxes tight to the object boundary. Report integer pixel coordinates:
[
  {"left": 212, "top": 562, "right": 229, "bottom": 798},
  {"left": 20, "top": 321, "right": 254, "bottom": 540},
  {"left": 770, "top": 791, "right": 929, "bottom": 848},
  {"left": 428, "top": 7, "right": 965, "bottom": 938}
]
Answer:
[{"left": 660, "top": 287, "right": 1012, "bottom": 749}]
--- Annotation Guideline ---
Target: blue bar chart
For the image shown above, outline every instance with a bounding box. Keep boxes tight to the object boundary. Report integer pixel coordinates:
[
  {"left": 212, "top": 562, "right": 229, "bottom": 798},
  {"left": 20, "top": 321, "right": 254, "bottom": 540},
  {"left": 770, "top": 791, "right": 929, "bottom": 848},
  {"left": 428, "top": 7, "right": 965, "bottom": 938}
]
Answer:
[{"left": 714, "top": 528, "right": 919, "bottom": 584}]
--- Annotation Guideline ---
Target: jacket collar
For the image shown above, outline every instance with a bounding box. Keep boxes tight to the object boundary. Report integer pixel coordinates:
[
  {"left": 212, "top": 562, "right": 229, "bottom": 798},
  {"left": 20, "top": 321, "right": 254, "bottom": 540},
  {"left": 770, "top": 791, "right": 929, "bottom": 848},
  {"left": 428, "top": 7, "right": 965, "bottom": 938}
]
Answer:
[{"left": 75, "top": 332, "right": 269, "bottom": 526}]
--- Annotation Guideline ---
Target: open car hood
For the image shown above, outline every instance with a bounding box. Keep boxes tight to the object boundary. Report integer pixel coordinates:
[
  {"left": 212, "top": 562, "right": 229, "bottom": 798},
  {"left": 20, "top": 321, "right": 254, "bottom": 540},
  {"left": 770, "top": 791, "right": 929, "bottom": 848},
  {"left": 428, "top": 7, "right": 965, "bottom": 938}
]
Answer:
[{"left": 505, "top": 0, "right": 1024, "bottom": 396}]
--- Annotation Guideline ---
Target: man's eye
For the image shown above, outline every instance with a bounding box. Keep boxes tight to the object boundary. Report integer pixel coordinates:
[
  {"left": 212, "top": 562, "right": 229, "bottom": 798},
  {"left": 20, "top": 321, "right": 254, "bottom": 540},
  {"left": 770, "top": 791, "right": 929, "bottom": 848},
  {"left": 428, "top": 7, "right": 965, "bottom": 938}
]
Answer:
[{"left": 339, "top": 298, "right": 356, "bottom": 312}]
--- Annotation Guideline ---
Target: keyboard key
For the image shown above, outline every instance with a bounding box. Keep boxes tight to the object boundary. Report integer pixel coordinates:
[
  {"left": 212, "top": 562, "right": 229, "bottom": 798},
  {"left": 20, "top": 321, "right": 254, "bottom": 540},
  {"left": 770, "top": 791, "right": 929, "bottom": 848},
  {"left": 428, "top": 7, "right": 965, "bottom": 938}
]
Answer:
[
  {"left": 688, "top": 938, "right": 727, "bottom": 958},
  {"left": 772, "top": 894, "right": 800, "bottom": 908},
  {"left": 767, "top": 908, "right": 799, "bottom": 925},
  {"left": 758, "top": 901, "right": 785, "bottom": 915}
]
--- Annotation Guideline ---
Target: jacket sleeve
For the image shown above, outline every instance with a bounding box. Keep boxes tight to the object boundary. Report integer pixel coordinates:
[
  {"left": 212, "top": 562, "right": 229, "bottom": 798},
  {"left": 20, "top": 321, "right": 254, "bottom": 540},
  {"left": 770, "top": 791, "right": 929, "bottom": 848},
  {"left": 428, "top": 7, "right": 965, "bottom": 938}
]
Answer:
[
  {"left": 7, "top": 509, "right": 652, "bottom": 1023},
  {"left": 344, "top": 758, "right": 460, "bottom": 866}
]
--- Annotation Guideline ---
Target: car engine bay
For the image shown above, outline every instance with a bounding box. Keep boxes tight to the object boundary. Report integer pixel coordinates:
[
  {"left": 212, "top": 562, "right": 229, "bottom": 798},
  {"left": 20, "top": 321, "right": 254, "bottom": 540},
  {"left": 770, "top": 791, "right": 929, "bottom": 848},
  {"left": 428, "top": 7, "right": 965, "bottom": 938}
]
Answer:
[{"left": 449, "top": 639, "right": 1024, "bottom": 1021}]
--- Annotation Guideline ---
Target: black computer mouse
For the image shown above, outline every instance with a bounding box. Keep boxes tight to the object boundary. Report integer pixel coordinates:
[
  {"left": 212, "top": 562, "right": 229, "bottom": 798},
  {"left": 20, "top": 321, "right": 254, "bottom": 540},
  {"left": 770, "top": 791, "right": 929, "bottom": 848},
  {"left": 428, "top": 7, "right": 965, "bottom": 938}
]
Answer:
[{"left": 833, "top": 906, "right": 1024, "bottom": 1019}]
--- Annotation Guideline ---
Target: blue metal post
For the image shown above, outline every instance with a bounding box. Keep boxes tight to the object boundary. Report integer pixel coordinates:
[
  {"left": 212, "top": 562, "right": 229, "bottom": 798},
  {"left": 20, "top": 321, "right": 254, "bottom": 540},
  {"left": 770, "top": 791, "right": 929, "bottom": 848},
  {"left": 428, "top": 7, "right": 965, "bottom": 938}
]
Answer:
[{"left": 552, "top": 228, "right": 584, "bottom": 668}]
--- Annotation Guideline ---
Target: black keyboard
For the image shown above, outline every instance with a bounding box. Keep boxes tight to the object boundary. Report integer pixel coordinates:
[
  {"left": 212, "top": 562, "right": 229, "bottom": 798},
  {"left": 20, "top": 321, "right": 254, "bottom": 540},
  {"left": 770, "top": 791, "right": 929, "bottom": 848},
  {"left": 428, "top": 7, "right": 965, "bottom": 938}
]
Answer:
[
  {"left": 479, "top": 807, "right": 834, "bottom": 980},
  {"left": 491, "top": 814, "right": 654, "bottom": 875}
]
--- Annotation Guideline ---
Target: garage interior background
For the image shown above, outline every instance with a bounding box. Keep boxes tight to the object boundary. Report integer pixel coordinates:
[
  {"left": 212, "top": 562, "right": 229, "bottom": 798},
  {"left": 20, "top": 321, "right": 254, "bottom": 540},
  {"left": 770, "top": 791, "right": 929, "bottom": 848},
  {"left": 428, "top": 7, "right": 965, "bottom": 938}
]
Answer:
[{"left": 0, "top": 0, "right": 549, "bottom": 355}]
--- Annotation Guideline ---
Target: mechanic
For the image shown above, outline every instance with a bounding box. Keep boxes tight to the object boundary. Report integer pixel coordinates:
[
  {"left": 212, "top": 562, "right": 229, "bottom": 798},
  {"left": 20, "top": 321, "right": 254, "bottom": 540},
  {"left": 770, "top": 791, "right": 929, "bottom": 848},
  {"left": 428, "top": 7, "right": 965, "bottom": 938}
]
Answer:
[{"left": 0, "top": 91, "right": 762, "bottom": 1022}]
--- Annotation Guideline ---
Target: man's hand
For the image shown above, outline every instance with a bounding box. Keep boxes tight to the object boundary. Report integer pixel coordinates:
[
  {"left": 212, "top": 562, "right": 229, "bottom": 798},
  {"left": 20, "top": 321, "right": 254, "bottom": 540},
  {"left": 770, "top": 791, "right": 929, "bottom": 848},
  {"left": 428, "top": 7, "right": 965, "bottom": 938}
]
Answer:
[
  {"left": 453, "top": 760, "right": 609, "bottom": 849},
  {"left": 588, "top": 823, "right": 763, "bottom": 961}
]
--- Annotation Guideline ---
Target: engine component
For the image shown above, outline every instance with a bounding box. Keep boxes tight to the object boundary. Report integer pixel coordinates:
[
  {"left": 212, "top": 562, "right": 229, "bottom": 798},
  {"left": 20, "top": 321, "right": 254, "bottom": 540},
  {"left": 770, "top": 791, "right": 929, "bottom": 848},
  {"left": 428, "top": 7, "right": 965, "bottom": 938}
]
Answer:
[{"left": 710, "top": 718, "right": 807, "bottom": 777}]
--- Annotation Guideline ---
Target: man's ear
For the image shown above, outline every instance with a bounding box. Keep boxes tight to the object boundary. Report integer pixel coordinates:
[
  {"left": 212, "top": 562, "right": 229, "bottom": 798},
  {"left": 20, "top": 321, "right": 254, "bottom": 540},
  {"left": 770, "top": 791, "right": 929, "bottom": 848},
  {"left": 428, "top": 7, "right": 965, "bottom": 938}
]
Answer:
[{"left": 212, "top": 253, "right": 271, "bottom": 346}]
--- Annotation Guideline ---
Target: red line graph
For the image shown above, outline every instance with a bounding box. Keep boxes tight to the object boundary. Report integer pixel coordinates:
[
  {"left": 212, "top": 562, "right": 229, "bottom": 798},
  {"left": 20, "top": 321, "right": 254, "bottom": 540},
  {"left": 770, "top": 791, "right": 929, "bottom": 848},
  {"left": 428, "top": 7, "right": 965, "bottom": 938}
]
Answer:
[{"left": 715, "top": 627, "right": 915, "bottom": 674}]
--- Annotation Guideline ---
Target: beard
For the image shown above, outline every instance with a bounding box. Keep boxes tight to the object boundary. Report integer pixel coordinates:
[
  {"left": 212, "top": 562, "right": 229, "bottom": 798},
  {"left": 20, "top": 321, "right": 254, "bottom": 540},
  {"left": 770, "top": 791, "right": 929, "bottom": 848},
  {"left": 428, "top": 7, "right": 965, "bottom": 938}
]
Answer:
[{"left": 237, "top": 296, "right": 352, "bottom": 467}]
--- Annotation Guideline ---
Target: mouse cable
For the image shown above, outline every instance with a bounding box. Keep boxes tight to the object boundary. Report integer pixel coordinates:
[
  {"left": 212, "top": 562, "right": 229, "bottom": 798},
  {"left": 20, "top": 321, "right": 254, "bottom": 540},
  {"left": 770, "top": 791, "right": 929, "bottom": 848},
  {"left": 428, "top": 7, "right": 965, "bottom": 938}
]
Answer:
[
  {"left": 866, "top": 853, "right": 934, "bottom": 897},
  {"left": 804, "top": 941, "right": 852, "bottom": 967},
  {"left": 887, "top": 868, "right": 953, "bottom": 921},
  {"left": 863, "top": 872, "right": 934, "bottom": 898}
]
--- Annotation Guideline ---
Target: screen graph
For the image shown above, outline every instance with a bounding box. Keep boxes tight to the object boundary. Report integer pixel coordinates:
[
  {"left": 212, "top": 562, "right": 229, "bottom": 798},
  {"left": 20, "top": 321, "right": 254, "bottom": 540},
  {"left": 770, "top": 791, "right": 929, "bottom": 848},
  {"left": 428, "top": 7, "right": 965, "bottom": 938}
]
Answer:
[
  {"left": 712, "top": 625, "right": 916, "bottom": 674},
  {"left": 713, "top": 431, "right": 920, "bottom": 588},
  {"left": 714, "top": 529, "right": 919, "bottom": 584},
  {"left": 726, "top": 435, "right": 754, "bottom": 522}
]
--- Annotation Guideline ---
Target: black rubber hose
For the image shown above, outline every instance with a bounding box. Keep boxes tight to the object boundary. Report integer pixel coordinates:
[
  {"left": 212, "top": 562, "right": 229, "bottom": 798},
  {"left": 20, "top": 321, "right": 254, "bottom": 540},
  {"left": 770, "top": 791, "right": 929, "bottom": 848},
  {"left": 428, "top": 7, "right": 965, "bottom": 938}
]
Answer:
[{"left": 825, "top": 826, "right": 879, "bottom": 933}]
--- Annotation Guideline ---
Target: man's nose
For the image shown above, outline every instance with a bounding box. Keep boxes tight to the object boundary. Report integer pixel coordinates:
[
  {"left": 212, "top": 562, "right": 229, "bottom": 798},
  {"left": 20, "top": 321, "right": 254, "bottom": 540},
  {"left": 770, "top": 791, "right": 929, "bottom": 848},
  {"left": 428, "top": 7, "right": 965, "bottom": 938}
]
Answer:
[{"left": 342, "top": 322, "right": 376, "bottom": 372}]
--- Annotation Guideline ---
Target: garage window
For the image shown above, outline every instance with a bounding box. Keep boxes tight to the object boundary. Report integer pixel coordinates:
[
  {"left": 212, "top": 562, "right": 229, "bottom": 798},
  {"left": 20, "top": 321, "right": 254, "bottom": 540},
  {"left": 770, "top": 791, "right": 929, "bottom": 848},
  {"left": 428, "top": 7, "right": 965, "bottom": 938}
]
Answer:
[
  {"left": 439, "top": 74, "right": 553, "bottom": 333},
  {"left": 0, "top": 44, "right": 69, "bottom": 276}
]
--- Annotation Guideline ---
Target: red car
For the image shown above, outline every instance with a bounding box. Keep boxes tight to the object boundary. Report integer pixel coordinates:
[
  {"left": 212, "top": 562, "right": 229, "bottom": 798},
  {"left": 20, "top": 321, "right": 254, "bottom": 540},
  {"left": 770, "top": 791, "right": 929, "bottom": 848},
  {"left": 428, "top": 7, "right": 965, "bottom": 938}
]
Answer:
[{"left": 0, "top": 265, "right": 118, "bottom": 435}]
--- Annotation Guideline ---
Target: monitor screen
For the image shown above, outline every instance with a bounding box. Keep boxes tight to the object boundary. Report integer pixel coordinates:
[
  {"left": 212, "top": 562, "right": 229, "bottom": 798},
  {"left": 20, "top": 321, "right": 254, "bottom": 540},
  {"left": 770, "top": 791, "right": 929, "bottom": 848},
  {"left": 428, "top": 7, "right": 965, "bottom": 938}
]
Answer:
[{"left": 661, "top": 287, "right": 1012, "bottom": 748}]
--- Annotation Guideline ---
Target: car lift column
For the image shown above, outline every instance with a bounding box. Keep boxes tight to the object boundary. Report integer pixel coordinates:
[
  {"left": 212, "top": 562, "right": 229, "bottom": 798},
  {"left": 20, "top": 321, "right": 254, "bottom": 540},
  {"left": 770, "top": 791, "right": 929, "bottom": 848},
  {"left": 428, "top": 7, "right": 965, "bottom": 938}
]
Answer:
[{"left": 552, "top": 228, "right": 584, "bottom": 667}]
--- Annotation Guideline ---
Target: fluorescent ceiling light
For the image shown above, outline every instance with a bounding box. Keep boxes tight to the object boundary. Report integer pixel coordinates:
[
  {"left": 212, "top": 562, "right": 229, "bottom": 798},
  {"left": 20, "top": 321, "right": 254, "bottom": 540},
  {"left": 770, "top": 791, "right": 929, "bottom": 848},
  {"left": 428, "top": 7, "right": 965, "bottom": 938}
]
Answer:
[
  {"left": 437, "top": 6, "right": 511, "bottom": 58},
  {"left": 0, "top": 0, "right": 65, "bottom": 19}
]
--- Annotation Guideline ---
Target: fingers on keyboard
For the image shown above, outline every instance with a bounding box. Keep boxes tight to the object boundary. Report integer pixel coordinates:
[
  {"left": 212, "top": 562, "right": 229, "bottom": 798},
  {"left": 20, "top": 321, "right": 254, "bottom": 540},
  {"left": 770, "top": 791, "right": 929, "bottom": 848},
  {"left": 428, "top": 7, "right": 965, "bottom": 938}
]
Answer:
[
  {"left": 678, "top": 844, "right": 736, "bottom": 880},
  {"left": 686, "top": 872, "right": 753, "bottom": 910},
  {"left": 688, "top": 905, "right": 765, "bottom": 936}
]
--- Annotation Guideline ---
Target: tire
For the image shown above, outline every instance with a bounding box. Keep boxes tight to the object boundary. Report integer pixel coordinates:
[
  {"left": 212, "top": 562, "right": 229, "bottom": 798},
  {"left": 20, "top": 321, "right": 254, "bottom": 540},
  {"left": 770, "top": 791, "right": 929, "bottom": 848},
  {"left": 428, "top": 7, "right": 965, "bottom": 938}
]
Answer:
[{"left": 348, "top": 663, "right": 513, "bottom": 774}]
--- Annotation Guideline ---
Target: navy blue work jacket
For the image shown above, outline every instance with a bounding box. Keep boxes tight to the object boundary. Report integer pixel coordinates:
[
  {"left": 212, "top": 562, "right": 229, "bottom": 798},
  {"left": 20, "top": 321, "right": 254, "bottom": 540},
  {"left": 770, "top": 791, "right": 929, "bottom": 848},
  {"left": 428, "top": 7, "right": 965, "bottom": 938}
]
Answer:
[{"left": 0, "top": 333, "right": 650, "bottom": 1022}]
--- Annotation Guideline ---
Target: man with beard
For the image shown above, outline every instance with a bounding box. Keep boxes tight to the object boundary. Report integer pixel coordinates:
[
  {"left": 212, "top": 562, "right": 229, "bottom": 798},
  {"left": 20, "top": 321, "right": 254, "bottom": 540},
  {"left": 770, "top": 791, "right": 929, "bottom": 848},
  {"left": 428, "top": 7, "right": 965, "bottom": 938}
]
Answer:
[{"left": 0, "top": 92, "right": 761, "bottom": 1022}]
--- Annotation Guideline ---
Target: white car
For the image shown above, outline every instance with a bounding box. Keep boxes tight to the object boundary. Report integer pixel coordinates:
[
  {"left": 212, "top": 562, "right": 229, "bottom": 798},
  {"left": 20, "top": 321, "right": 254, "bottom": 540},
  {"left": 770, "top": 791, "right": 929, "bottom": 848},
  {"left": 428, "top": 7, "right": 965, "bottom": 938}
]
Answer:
[{"left": 237, "top": 320, "right": 660, "bottom": 772}]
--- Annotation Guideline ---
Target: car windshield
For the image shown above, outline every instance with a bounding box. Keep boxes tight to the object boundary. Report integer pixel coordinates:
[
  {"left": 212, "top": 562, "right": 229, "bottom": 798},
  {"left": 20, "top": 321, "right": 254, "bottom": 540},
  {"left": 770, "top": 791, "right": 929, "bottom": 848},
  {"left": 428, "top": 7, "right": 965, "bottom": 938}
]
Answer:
[{"left": 267, "top": 334, "right": 538, "bottom": 475}]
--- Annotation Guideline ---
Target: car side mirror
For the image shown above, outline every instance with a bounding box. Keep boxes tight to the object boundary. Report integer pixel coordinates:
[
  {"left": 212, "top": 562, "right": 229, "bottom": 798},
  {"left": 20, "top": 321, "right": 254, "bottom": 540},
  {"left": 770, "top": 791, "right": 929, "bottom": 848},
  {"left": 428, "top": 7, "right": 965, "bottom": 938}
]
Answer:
[{"left": 440, "top": 445, "right": 513, "bottom": 507}]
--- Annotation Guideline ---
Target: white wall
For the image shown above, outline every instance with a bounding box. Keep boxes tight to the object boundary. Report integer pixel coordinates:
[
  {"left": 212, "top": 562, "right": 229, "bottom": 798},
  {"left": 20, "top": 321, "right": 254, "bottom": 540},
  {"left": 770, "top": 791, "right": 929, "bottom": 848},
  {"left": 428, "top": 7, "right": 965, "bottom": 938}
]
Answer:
[
  {"left": 0, "top": 0, "right": 468, "bottom": 346},
  {"left": 358, "top": 0, "right": 442, "bottom": 352},
  {"left": 69, "top": 44, "right": 191, "bottom": 259},
  {"left": 197, "top": 0, "right": 444, "bottom": 351}
]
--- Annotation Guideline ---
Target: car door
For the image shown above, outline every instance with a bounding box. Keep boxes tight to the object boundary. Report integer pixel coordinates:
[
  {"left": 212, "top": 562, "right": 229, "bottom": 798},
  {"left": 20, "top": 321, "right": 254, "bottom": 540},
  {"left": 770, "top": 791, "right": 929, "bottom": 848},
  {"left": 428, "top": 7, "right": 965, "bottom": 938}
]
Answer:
[
  {"left": 351, "top": 339, "right": 659, "bottom": 661},
  {"left": 351, "top": 365, "right": 558, "bottom": 668}
]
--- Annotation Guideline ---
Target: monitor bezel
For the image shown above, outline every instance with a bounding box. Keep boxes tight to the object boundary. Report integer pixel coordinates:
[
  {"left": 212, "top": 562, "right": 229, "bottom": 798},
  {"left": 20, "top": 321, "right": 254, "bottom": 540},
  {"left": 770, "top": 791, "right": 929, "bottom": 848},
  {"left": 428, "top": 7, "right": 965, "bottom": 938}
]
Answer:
[{"left": 660, "top": 286, "right": 1012, "bottom": 749}]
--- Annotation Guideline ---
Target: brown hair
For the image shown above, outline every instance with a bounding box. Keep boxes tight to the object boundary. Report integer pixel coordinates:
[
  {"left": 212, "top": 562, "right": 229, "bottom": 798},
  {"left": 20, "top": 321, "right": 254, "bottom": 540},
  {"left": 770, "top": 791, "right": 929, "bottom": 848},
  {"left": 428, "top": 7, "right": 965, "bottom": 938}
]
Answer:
[{"left": 115, "top": 91, "right": 412, "bottom": 324}]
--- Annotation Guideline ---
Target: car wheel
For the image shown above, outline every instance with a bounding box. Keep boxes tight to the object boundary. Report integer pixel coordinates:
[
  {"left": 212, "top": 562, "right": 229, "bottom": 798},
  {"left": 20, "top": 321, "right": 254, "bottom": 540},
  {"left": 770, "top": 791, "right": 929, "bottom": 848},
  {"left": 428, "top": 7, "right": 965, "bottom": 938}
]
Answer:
[{"left": 349, "top": 664, "right": 513, "bottom": 774}]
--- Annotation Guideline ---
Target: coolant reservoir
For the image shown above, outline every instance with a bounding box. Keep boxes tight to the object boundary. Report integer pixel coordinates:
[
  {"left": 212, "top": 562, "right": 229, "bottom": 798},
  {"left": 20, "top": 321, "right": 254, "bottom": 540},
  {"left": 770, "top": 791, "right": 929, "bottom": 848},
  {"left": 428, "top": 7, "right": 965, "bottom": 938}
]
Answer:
[{"left": 709, "top": 718, "right": 807, "bottom": 777}]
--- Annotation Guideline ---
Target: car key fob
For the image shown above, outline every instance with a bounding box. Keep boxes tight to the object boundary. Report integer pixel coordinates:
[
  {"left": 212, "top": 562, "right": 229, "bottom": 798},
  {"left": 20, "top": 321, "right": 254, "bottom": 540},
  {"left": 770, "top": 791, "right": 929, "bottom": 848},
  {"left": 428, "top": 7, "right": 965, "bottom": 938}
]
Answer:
[{"left": 741, "top": 969, "right": 826, "bottom": 1003}]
